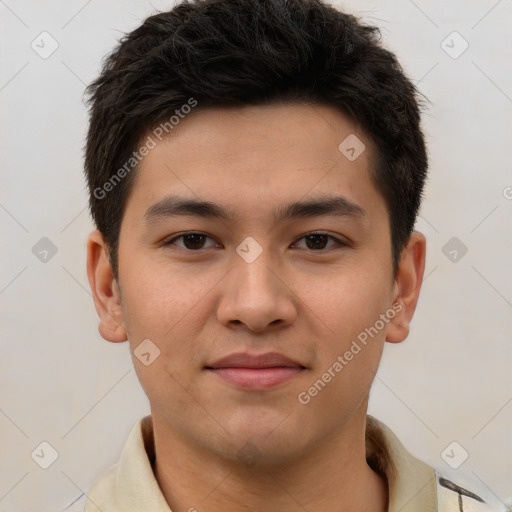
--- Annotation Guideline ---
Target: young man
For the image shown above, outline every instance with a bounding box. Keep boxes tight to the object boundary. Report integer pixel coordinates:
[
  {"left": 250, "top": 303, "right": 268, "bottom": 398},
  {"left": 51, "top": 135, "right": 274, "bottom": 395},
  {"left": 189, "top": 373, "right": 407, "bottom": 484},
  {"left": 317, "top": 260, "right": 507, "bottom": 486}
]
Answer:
[{"left": 67, "top": 0, "right": 500, "bottom": 510}]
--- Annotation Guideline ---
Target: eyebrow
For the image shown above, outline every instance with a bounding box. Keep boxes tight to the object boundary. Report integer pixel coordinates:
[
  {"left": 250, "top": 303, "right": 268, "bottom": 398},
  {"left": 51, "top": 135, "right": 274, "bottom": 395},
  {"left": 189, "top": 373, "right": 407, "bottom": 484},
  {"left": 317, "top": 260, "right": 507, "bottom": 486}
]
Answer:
[{"left": 142, "top": 194, "right": 367, "bottom": 227}]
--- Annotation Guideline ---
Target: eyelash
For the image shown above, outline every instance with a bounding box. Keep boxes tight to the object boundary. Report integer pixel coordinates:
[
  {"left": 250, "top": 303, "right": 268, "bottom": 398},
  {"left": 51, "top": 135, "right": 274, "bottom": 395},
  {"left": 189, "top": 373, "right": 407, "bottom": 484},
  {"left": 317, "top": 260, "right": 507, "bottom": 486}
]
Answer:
[{"left": 162, "top": 231, "right": 348, "bottom": 252}]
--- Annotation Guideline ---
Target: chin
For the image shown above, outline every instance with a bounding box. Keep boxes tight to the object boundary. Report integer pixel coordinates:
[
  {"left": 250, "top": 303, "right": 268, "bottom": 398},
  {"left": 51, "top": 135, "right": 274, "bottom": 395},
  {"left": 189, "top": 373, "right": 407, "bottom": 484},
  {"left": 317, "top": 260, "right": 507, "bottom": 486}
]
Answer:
[{"left": 215, "top": 422, "right": 309, "bottom": 466}]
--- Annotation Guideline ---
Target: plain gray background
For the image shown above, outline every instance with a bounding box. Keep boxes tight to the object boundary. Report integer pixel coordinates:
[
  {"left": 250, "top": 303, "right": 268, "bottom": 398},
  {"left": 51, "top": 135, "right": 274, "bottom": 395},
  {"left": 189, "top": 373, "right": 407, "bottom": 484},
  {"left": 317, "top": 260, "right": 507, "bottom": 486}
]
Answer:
[{"left": 1, "top": 1, "right": 511, "bottom": 511}]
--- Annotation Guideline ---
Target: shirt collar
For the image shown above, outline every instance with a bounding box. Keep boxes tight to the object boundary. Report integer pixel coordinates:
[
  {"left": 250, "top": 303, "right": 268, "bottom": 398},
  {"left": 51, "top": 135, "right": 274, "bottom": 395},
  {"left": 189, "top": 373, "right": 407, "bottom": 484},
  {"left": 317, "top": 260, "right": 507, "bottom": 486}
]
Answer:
[
  {"left": 86, "top": 414, "right": 437, "bottom": 512},
  {"left": 365, "top": 415, "right": 437, "bottom": 512}
]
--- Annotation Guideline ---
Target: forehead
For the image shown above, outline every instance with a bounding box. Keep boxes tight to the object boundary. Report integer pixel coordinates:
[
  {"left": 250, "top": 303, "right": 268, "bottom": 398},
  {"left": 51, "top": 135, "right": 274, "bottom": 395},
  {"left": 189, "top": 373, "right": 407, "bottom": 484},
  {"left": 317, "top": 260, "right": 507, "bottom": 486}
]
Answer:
[
  {"left": 145, "top": 102, "right": 372, "bottom": 168},
  {"left": 124, "top": 102, "right": 385, "bottom": 226}
]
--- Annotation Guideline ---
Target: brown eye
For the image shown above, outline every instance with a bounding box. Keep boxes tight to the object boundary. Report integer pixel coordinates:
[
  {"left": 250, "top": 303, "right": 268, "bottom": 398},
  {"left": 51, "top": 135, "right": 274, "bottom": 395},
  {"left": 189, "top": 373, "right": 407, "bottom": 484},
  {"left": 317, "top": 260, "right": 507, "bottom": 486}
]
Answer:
[
  {"left": 292, "top": 232, "right": 346, "bottom": 251},
  {"left": 305, "top": 234, "right": 329, "bottom": 250},
  {"left": 164, "top": 233, "right": 216, "bottom": 250}
]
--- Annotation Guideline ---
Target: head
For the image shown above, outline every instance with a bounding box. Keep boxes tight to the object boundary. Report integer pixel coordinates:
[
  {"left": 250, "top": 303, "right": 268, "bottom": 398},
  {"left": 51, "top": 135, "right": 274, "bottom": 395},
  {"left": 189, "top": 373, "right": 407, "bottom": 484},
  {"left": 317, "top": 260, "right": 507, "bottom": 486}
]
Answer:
[{"left": 85, "top": 0, "right": 427, "bottom": 466}]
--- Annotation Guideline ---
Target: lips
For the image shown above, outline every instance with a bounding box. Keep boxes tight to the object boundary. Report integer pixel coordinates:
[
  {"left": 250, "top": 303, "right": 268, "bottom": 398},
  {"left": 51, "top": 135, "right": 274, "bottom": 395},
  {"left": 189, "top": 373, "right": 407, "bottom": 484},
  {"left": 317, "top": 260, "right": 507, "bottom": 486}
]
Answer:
[
  {"left": 205, "top": 352, "right": 305, "bottom": 390},
  {"left": 206, "top": 352, "right": 305, "bottom": 370}
]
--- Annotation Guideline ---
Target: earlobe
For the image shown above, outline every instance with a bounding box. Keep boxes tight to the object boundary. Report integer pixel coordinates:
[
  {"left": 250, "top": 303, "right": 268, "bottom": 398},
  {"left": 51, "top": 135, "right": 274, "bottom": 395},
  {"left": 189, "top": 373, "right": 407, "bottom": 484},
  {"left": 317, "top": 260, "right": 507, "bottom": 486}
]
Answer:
[
  {"left": 86, "top": 230, "right": 128, "bottom": 343},
  {"left": 385, "top": 231, "right": 426, "bottom": 344}
]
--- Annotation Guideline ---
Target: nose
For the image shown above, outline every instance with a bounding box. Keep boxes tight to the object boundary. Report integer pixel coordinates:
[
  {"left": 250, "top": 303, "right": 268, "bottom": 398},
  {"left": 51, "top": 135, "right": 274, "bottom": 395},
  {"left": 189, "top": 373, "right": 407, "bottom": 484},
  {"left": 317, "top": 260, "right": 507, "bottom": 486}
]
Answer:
[{"left": 216, "top": 246, "right": 297, "bottom": 333}]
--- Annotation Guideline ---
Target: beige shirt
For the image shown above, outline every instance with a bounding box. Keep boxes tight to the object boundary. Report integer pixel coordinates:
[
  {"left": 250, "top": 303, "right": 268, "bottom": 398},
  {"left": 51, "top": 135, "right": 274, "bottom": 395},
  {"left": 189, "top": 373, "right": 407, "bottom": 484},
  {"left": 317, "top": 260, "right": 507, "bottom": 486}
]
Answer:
[{"left": 63, "top": 415, "right": 498, "bottom": 511}]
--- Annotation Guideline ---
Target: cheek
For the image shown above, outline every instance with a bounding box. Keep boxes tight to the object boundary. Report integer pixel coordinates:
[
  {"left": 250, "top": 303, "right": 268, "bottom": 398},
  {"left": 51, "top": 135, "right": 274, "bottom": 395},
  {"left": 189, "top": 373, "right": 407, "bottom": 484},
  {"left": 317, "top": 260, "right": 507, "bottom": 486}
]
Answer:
[
  {"left": 119, "top": 267, "right": 211, "bottom": 412},
  {"left": 119, "top": 262, "right": 223, "bottom": 389},
  {"left": 297, "top": 276, "right": 388, "bottom": 421},
  {"left": 119, "top": 257, "right": 207, "bottom": 335},
  {"left": 301, "top": 267, "right": 390, "bottom": 341},
  {"left": 299, "top": 267, "right": 391, "bottom": 404}
]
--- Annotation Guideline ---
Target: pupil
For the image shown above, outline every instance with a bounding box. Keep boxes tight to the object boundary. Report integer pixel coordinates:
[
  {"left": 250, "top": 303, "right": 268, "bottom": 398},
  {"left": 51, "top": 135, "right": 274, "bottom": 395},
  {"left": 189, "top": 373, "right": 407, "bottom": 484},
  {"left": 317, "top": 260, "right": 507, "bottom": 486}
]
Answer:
[
  {"left": 184, "top": 234, "right": 205, "bottom": 249},
  {"left": 306, "top": 234, "right": 327, "bottom": 250}
]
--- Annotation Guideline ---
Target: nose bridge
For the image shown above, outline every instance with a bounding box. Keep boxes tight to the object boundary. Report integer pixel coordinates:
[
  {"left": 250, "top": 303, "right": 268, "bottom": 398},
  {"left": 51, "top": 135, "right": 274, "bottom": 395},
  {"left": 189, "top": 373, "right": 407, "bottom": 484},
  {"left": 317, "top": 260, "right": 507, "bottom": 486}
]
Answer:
[
  {"left": 232, "top": 239, "right": 280, "bottom": 300},
  {"left": 217, "top": 238, "right": 296, "bottom": 331}
]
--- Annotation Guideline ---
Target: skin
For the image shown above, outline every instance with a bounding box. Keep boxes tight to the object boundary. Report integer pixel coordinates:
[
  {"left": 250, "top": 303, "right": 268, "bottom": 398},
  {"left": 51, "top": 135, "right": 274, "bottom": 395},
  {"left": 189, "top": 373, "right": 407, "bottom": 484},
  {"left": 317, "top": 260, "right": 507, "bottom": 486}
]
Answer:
[{"left": 87, "top": 102, "right": 426, "bottom": 512}]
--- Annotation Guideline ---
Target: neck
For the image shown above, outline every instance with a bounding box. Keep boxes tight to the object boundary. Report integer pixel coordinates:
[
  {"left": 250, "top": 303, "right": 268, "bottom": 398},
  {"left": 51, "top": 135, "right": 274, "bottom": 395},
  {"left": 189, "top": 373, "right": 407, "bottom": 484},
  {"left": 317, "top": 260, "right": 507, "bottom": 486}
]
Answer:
[{"left": 151, "top": 408, "right": 388, "bottom": 512}]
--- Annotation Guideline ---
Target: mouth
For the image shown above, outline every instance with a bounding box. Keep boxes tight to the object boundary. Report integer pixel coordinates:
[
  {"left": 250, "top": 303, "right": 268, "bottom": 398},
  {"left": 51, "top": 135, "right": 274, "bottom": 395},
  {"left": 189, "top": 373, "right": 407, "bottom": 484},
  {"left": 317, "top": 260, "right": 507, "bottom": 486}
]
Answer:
[
  {"left": 205, "top": 352, "right": 306, "bottom": 390},
  {"left": 206, "top": 366, "right": 305, "bottom": 389}
]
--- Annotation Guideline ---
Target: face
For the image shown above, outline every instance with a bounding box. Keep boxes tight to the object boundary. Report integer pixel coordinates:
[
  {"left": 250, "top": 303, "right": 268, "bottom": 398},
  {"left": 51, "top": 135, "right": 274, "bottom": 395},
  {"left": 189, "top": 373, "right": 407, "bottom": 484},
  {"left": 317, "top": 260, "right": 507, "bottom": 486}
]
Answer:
[{"left": 88, "top": 102, "right": 425, "bottom": 465}]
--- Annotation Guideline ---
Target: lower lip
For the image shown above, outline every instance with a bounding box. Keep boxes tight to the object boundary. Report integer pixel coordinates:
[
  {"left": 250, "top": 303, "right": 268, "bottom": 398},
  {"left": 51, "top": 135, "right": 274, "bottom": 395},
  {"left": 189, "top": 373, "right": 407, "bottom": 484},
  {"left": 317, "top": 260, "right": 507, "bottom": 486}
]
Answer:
[{"left": 207, "top": 367, "right": 303, "bottom": 390}]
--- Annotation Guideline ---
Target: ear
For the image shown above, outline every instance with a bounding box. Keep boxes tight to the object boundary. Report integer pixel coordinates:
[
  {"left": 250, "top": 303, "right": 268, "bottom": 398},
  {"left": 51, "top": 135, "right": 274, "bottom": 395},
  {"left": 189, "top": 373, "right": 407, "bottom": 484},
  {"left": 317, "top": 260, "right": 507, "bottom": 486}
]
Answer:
[
  {"left": 386, "top": 231, "right": 426, "bottom": 344},
  {"left": 86, "top": 230, "right": 127, "bottom": 343}
]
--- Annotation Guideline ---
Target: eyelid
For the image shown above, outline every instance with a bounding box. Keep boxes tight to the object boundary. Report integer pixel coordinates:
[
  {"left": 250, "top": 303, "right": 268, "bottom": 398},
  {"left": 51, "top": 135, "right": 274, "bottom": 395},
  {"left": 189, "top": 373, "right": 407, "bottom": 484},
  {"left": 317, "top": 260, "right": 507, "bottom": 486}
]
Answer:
[
  {"left": 163, "top": 231, "right": 349, "bottom": 250},
  {"left": 292, "top": 231, "right": 349, "bottom": 250},
  {"left": 163, "top": 232, "right": 219, "bottom": 249}
]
